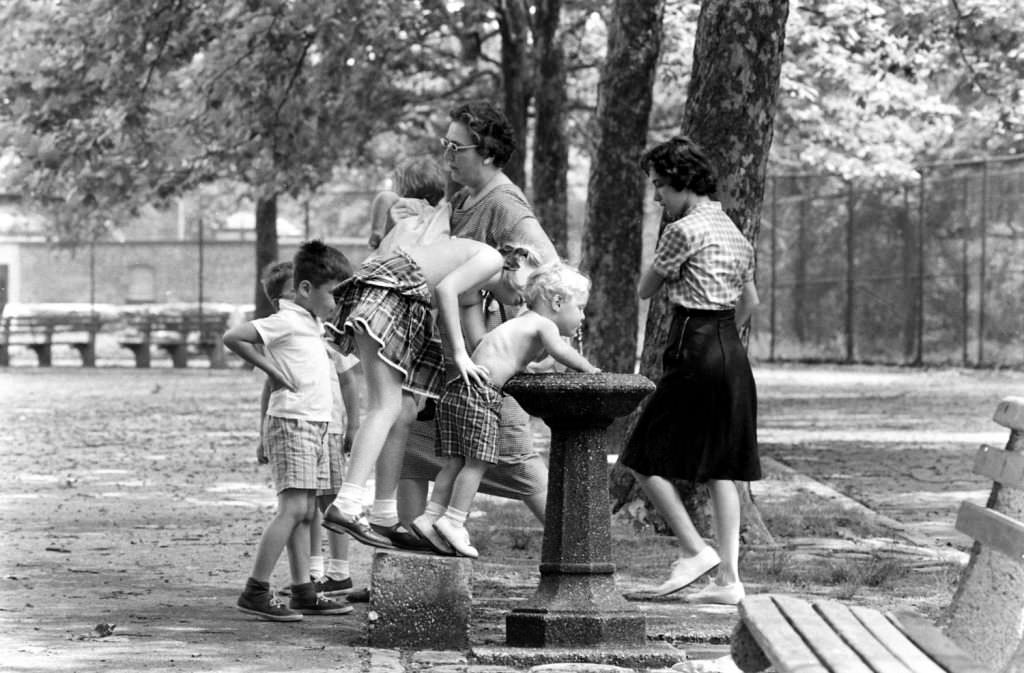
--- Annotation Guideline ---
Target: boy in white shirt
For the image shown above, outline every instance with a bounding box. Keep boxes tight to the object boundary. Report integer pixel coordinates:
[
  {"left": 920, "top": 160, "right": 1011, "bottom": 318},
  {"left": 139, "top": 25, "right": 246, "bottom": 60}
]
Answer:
[{"left": 224, "top": 240, "right": 352, "bottom": 622}]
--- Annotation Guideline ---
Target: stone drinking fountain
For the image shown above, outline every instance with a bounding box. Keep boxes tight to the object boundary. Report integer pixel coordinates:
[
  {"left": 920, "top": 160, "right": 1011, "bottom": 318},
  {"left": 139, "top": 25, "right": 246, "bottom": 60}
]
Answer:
[{"left": 480, "top": 372, "right": 685, "bottom": 667}]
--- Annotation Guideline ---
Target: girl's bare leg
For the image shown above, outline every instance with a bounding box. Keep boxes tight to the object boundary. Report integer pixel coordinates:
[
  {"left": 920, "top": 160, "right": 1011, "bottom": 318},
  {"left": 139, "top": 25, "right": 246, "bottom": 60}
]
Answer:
[{"left": 708, "top": 479, "right": 742, "bottom": 585}]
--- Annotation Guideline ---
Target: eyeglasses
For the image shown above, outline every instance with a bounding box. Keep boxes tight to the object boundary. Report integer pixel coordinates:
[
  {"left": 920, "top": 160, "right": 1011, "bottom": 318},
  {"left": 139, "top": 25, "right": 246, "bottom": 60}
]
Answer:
[{"left": 440, "top": 137, "right": 479, "bottom": 155}]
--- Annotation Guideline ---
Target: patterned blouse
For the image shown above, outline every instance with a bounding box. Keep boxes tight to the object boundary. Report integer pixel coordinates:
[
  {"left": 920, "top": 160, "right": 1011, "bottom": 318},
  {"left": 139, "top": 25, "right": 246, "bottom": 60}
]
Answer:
[{"left": 652, "top": 201, "right": 754, "bottom": 310}]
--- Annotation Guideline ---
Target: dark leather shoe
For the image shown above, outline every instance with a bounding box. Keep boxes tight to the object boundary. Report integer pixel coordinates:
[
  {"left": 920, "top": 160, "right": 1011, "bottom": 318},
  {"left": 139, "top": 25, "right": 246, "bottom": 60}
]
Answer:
[
  {"left": 346, "top": 587, "right": 370, "bottom": 603},
  {"left": 370, "top": 523, "right": 435, "bottom": 553},
  {"left": 322, "top": 506, "right": 395, "bottom": 549}
]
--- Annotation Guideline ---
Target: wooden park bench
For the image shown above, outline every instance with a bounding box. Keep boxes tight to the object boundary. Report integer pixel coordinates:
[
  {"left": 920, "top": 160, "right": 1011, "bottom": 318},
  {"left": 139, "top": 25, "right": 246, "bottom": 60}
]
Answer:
[
  {"left": 118, "top": 313, "right": 228, "bottom": 369},
  {"left": 0, "top": 314, "right": 103, "bottom": 367},
  {"left": 731, "top": 396, "right": 1024, "bottom": 673}
]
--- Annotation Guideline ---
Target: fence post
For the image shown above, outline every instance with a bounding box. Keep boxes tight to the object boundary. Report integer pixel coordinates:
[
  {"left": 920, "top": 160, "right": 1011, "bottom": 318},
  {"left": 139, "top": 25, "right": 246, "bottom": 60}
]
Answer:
[
  {"left": 916, "top": 175, "right": 925, "bottom": 365},
  {"left": 978, "top": 160, "right": 989, "bottom": 365},
  {"left": 845, "top": 181, "right": 856, "bottom": 363},
  {"left": 961, "top": 175, "right": 970, "bottom": 366}
]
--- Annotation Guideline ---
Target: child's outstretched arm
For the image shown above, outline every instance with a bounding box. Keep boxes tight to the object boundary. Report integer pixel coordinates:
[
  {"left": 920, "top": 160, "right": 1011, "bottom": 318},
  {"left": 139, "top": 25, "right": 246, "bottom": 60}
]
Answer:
[
  {"left": 223, "top": 322, "right": 297, "bottom": 392},
  {"left": 535, "top": 320, "right": 600, "bottom": 374}
]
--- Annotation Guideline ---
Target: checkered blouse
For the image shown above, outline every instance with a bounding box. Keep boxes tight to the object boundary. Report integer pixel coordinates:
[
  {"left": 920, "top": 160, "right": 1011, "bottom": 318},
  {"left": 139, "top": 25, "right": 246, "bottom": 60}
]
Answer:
[{"left": 652, "top": 201, "right": 754, "bottom": 310}]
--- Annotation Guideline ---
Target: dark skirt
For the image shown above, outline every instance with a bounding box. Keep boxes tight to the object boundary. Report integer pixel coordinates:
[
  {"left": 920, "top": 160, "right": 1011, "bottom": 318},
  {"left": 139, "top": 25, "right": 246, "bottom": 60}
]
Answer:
[{"left": 619, "top": 306, "right": 760, "bottom": 483}]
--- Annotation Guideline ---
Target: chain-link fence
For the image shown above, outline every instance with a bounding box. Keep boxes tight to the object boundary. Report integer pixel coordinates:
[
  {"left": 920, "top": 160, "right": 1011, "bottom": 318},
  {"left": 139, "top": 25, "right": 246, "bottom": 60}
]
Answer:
[{"left": 752, "top": 155, "right": 1024, "bottom": 367}]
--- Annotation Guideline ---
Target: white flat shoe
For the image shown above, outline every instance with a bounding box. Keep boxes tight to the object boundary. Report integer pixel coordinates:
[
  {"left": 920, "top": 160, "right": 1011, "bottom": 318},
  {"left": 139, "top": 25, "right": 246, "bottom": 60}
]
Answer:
[
  {"left": 651, "top": 547, "right": 721, "bottom": 596},
  {"left": 683, "top": 580, "right": 745, "bottom": 605},
  {"left": 410, "top": 515, "right": 455, "bottom": 556},
  {"left": 433, "top": 517, "right": 479, "bottom": 558}
]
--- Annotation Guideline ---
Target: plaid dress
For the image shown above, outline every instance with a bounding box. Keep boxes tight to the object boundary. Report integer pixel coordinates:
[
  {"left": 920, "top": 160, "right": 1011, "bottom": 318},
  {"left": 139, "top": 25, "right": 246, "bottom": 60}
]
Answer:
[
  {"left": 328, "top": 250, "right": 445, "bottom": 399},
  {"left": 436, "top": 377, "right": 503, "bottom": 464}
]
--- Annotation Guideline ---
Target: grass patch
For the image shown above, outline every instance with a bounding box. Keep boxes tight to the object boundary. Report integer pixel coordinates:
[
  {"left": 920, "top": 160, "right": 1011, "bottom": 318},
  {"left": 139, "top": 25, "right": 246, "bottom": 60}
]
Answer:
[{"left": 758, "top": 490, "right": 891, "bottom": 539}]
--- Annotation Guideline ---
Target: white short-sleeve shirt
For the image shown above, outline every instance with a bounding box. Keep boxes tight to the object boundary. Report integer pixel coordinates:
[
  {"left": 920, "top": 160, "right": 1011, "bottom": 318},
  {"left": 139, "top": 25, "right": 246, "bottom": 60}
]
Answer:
[{"left": 252, "top": 299, "right": 333, "bottom": 422}]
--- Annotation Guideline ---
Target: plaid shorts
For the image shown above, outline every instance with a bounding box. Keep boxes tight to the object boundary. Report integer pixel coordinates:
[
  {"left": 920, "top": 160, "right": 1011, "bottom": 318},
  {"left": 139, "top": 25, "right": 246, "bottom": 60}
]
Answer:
[
  {"left": 317, "top": 432, "right": 346, "bottom": 495},
  {"left": 436, "top": 378, "right": 502, "bottom": 464},
  {"left": 263, "top": 415, "right": 330, "bottom": 493}
]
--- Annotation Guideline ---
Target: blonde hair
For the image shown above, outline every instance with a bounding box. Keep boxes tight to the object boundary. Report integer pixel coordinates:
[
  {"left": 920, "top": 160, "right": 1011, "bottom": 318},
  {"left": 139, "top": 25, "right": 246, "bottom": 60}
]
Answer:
[
  {"left": 523, "top": 263, "right": 591, "bottom": 308},
  {"left": 498, "top": 244, "right": 544, "bottom": 296}
]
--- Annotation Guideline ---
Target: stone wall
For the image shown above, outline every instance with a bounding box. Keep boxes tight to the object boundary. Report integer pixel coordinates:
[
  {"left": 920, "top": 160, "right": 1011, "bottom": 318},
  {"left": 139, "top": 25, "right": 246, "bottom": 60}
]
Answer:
[{"left": 5, "top": 238, "right": 372, "bottom": 305}]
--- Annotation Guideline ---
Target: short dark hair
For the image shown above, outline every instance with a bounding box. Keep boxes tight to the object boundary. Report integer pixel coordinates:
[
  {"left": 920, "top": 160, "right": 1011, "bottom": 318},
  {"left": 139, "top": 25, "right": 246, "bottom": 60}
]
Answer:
[
  {"left": 293, "top": 240, "right": 351, "bottom": 288},
  {"left": 394, "top": 156, "right": 447, "bottom": 206},
  {"left": 449, "top": 100, "right": 516, "bottom": 168},
  {"left": 260, "top": 260, "right": 294, "bottom": 303},
  {"left": 640, "top": 136, "right": 718, "bottom": 196}
]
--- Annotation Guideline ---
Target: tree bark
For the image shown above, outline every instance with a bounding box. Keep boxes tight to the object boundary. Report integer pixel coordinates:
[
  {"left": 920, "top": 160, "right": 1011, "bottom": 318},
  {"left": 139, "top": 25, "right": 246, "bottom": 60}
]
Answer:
[
  {"left": 497, "top": 0, "right": 532, "bottom": 189},
  {"left": 531, "top": 0, "right": 570, "bottom": 259},
  {"left": 581, "top": 0, "right": 664, "bottom": 374},
  {"left": 611, "top": 0, "right": 789, "bottom": 547},
  {"left": 255, "top": 194, "right": 279, "bottom": 319}
]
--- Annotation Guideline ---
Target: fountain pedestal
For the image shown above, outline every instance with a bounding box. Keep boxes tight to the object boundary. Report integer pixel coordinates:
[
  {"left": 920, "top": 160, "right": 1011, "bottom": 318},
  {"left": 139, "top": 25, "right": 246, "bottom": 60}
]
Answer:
[{"left": 502, "top": 372, "right": 655, "bottom": 647}]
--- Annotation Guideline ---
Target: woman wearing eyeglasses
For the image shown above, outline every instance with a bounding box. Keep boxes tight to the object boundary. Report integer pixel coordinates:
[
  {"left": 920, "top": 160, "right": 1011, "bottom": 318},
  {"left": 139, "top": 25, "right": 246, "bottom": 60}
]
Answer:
[
  {"left": 442, "top": 101, "right": 558, "bottom": 263},
  {"left": 391, "top": 101, "right": 562, "bottom": 544}
]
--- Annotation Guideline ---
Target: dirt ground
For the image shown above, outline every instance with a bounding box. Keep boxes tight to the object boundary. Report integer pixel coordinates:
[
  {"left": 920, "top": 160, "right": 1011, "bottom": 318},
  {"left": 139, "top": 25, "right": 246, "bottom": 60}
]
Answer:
[{"left": 2, "top": 362, "right": 1022, "bottom": 672}]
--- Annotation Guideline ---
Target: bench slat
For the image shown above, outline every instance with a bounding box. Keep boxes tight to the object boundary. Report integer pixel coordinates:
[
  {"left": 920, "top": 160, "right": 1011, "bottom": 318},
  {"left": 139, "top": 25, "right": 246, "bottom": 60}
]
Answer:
[
  {"left": 849, "top": 606, "right": 947, "bottom": 673},
  {"left": 814, "top": 601, "right": 914, "bottom": 673},
  {"left": 738, "top": 595, "right": 829, "bottom": 673},
  {"left": 888, "top": 610, "right": 993, "bottom": 673},
  {"left": 972, "top": 444, "right": 1024, "bottom": 489},
  {"left": 955, "top": 501, "right": 1024, "bottom": 563},
  {"left": 773, "top": 595, "right": 873, "bottom": 673},
  {"left": 994, "top": 397, "right": 1024, "bottom": 433}
]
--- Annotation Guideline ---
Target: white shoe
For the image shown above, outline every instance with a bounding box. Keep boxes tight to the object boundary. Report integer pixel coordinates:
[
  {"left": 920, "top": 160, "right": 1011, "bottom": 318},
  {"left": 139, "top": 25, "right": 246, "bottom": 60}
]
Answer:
[
  {"left": 410, "top": 515, "right": 455, "bottom": 556},
  {"left": 433, "top": 517, "right": 479, "bottom": 558},
  {"left": 651, "top": 547, "right": 721, "bottom": 596},
  {"left": 683, "top": 579, "right": 745, "bottom": 605}
]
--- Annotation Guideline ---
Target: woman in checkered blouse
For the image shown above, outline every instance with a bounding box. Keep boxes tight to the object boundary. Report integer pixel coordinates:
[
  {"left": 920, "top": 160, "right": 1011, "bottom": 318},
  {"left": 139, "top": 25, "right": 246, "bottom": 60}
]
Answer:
[{"left": 619, "top": 136, "right": 761, "bottom": 606}]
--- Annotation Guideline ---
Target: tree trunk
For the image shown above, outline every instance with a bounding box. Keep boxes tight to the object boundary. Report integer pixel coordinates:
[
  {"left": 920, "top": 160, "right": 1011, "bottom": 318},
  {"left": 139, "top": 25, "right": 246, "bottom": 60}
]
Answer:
[
  {"left": 531, "top": 0, "right": 569, "bottom": 259},
  {"left": 611, "top": 0, "right": 788, "bottom": 548},
  {"left": 497, "top": 0, "right": 531, "bottom": 189},
  {"left": 581, "top": 0, "right": 664, "bottom": 374},
  {"left": 255, "top": 194, "right": 279, "bottom": 319}
]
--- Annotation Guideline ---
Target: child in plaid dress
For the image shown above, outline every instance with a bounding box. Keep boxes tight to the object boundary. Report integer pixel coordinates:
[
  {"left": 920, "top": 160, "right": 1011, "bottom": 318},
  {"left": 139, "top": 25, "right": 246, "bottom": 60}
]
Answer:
[
  {"left": 225, "top": 241, "right": 353, "bottom": 622},
  {"left": 410, "top": 263, "right": 599, "bottom": 557},
  {"left": 322, "top": 237, "right": 542, "bottom": 549}
]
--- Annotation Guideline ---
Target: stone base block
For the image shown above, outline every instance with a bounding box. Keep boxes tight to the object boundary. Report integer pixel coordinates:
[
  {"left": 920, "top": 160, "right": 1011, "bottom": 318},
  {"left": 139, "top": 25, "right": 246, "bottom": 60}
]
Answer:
[
  {"left": 473, "top": 642, "right": 686, "bottom": 669},
  {"left": 368, "top": 551, "right": 473, "bottom": 650},
  {"left": 505, "top": 610, "right": 646, "bottom": 647}
]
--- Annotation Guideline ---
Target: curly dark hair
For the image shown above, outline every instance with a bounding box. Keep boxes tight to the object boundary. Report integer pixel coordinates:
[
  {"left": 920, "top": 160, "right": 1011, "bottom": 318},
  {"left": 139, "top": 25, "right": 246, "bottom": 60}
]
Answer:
[
  {"left": 293, "top": 240, "right": 351, "bottom": 287},
  {"left": 640, "top": 136, "right": 718, "bottom": 197},
  {"left": 449, "top": 100, "right": 517, "bottom": 168}
]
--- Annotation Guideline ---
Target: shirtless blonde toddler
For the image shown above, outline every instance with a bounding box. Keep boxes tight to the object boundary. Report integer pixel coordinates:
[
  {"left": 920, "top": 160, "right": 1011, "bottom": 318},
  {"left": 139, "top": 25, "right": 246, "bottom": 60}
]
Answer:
[{"left": 411, "top": 263, "right": 600, "bottom": 557}]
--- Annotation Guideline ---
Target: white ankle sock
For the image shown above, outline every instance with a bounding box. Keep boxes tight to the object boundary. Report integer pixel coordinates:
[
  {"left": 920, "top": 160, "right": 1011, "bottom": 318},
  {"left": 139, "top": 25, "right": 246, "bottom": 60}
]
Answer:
[
  {"left": 443, "top": 506, "right": 468, "bottom": 526},
  {"left": 326, "top": 559, "right": 350, "bottom": 579},
  {"left": 422, "top": 501, "right": 446, "bottom": 523},
  {"left": 309, "top": 555, "right": 324, "bottom": 579},
  {"left": 335, "top": 483, "right": 364, "bottom": 516},
  {"left": 369, "top": 498, "right": 399, "bottom": 527}
]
